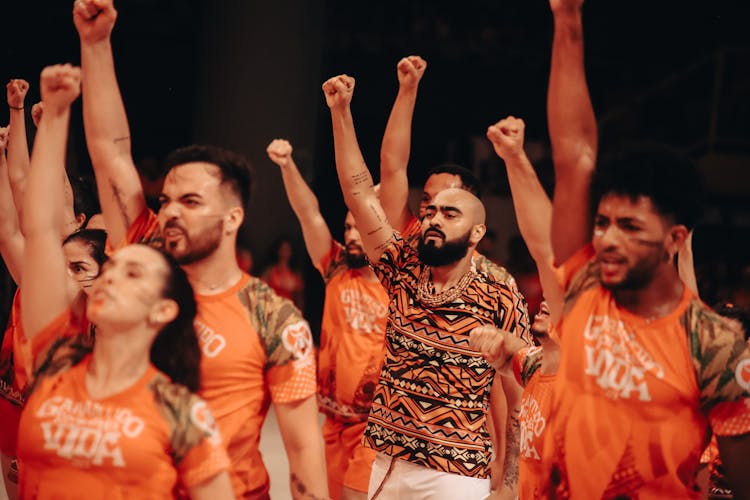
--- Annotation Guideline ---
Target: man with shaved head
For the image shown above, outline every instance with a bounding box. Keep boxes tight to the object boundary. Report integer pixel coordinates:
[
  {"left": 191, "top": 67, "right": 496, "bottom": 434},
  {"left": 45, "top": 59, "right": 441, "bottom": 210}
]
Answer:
[{"left": 323, "top": 73, "right": 527, "bottom": 499}]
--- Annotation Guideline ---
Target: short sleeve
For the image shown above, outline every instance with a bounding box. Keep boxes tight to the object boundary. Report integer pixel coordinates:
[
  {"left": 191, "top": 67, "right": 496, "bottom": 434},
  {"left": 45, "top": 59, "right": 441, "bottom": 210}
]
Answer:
[
  {"left": 320, "top": 240, "right": 346, "bottom": 284},
  {"left": 687, "top": 303, "right": 750, "bottom": 436},
  {"left": 372, "top": 232, "right": 413, "bottom": 293},
  {"left": 106, "top": 208, "right": 161, "bottom": 254},
  {"left": 244, "top": 279, "right": 317, "bottom": 404},
  {"left": 512, "top": 346, "right": 543, "bottom": 388},
  {"left": 153, "top": 379, "right": 231, "bottom": 488}
]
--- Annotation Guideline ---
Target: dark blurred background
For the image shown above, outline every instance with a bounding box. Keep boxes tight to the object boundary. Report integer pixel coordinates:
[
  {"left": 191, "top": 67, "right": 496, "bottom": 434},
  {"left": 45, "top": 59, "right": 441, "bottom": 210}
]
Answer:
[{"left": 2, "top": 0, "right": 749, "bottom": 336}]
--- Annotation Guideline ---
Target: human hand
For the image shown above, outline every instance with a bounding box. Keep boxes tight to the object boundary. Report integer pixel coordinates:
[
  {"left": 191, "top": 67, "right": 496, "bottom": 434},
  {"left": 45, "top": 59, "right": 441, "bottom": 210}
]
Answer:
[
  {"left": 39, "top": 65, "right": 82, "bottom": 116},
  {"left": 266, "top": 139, "right": 293, "bottom": 168},
  {"left": 7, "top": 79, "right": 30, "bottom": 109},
  {"left": 322, "top": 74, "right": 355, "bottom": 111},
  {"left": 73, "top": 0, "right": 118, "bottom": 44},
  {"left": 486, "top": 116, "right": 526, "bottom": 160},
  {"left": 397, "top": 55, "right": 427, "bottom": 90},
  {"left": 0, "top": 126, "right": 9, "bottom": 151},
  {"left": 469, "top": 325, "right": 521, "bottom": 371},
  {"left": 31, "top": 102, "right": 44, "bottom": 127}
]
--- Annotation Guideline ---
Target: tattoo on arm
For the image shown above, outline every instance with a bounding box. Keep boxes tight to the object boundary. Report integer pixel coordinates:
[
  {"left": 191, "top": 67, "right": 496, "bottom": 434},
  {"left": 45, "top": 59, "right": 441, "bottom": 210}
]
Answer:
[
  {"left": 109, "top": 179, "right": 132, "bottom": 231},
  {"left": 290, "top": 473, "right": 328, "bottom": 500},
  {"left": 374, "top": 236, "right": 393, "bottom": 252},
  {"left": 351, "top": 170, "right": 371, "bottom": 186},
  {"left": 503, "top": 408, "right": 521, "bottom": 490},
  {"left": 113, "top": 136, "right": 130, "bottom": 143}
]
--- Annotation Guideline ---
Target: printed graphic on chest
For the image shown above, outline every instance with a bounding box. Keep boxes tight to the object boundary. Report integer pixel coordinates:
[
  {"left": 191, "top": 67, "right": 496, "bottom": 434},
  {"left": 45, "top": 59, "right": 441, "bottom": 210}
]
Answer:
[
  {"left": 519, "top": 393, "right": 545, "bottom": 460},
  {"left": 35, "top": 396, "right": 145, "bottom": 467},
  {"left": 340, "top": 288, "right": 387, "bottom": 334},
  {"left": 583, "top": 315, "right": 665, "bottom": 402}
]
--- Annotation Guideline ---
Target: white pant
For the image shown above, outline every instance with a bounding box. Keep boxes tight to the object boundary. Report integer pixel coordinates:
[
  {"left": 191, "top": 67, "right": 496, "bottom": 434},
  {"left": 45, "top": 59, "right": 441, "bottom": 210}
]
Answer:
[{"left": 368, "top": 453, "right": 491, "bottom": 500}]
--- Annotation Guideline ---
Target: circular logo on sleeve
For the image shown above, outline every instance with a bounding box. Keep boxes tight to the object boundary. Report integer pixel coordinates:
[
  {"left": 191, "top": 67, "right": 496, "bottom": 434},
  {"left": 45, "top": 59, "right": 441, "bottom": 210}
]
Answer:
[
  {"left": 734, "top": 359, "right": 750, "bottom": 392},
  {"left": 190, "top": 400, "right": 221, "bottom": 445}
]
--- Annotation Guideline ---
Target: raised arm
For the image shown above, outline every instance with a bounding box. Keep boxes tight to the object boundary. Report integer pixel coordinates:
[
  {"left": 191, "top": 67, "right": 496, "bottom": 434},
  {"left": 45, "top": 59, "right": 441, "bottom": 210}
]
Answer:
[
  {"left": 547, "top": 0, "right": 597, "bottom": 265},
  {"left": 21, "top": 65, "right": 82, "bottom": 338},
  {"left": 487, "top": 116, "right": 563, "bottom": 321},
  {"left": 74, "top": 0, "right": 146, "bottom": 246},
  {"left": 323, "top": 75, "right": 393, "bottom": 262},
  {"left": 379, "top": 56, "right": 427, "bottom": 232},
  {"left": 0, "top": 127, "right": 24, "bottom": 284},
  {"left": 267, "top": 139, "right": 333, "bottom": 273},
  {"left": 6, "top": 79, "right": 31, "bottom": 224}
]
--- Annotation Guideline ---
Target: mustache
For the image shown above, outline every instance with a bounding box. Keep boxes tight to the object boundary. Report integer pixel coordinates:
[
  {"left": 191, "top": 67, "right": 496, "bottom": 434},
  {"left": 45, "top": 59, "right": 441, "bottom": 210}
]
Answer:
[
  {"left": 423, "top": 227, "right": 445, "bottom": 239},
  {"left": 164, "top": 219, "right": 186, "bottom": 232}
]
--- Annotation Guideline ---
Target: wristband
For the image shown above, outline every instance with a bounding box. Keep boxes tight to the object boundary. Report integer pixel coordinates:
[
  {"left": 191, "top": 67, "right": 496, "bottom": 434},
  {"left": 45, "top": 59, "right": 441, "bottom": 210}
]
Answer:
[{"left": 8, "top": 105, "right": 23, "bottom": 111}]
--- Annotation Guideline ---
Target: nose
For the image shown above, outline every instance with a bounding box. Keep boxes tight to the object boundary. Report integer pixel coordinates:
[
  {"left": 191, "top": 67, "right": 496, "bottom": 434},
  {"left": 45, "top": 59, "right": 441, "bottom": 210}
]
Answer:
[
  {"left": 159, "top": 199, "right": 181, "bottom": 219},
  {"left": 595, "top": 223, "right": 621, "bottom": 249}
]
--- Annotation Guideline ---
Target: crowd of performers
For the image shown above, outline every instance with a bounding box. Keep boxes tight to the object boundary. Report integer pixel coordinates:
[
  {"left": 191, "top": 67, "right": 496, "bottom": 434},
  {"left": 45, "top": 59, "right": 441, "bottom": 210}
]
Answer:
[{"left": 0, "top": 0, "right": 748, "bottom": 498}]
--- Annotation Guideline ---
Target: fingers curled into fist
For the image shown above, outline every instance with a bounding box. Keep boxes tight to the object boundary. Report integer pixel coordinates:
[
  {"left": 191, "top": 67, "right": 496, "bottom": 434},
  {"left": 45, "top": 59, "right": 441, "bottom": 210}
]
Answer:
[
  {"left": 322, "top": 74, "right": 355, "bottom": 109},
  {"left": 486, "top": 115, "right": 527, "bottom": 160},
  {"left": 31, "top": 102, "right": 45, "bottom": 127},
  {"left": 266, "top": 139, "right": 293, "bottom": 167},
  {"left": 7, "top": 79, "right": 30, "bottom": 108},
  {"left": 397, "top": 55, "right": 427, "bottom": 89},
  {"left": 0, "top": 126, "right": 9, "bottom": 150},
  {"left": 40, "top": 64, "right": 82, "bottom": 114}
]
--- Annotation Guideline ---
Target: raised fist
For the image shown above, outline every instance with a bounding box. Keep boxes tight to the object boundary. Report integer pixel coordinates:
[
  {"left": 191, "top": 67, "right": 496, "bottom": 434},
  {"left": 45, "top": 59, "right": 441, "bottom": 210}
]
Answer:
[
  {"left": 322, "top": 75, "right": 355, "bottom": 110},
  {"left": 0, "top": 126, "right": 8, "bottom": 151},
  {"left": 40, "top": 65, "right": 82, "bottom": 115},
  {"left": 469, "top": 325, "right": 518, "bottom": 371},
  {"left": 266, "top": 139, "right": 293, "bottom": 168},
  {"left": 73, "top": 0, "right": 118, "bottom": 44},
  {"left": 486, "top": 116, "right": 526, "bottom": 160},
  {"left": 31, "top": 102, "right": 44, "bottom": 127},
  {"left": 7, "top": 79, "right": 30, "bottom": 109},
  {"left": 397, "top": 56, "right": 427, "bottom": 90}
]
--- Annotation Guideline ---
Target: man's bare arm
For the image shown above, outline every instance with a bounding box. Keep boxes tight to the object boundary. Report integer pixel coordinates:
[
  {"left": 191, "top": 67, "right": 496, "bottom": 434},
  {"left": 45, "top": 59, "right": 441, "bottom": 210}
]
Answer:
[
  {"left": 379, "top": 56, "right": 427, "bottom": 232},
  {"left": 548, "top": 0, "right": 597, "bottom": 265},
  {"left": 488, "top": 116, "right": 563, "bottom": 321},
  {"left": 75, "top": 0, "right": 146, "bottom": 246},
  {"left": 323, "top": 74, "right": 394, "bottom": 263},
  {"left": 275, "top": 396, "right": 329, "bottom": 500},
  {"left": 0, "top": 127, "right": 24, "bottom": 284},
  {"left": 267, "top": 139, "right": 334, "bottom": 273}
]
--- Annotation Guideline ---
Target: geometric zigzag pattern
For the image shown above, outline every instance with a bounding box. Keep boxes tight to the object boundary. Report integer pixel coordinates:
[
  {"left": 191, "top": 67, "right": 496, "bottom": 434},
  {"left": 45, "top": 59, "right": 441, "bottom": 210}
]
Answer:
[{"left": 364, "top": 235, "right": 529, "bottom": 479}]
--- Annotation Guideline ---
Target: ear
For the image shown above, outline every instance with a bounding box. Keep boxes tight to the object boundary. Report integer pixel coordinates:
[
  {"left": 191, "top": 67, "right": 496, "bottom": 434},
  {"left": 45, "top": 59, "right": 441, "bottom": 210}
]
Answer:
[
  {"left": 470, "top": 224, "right": 487, "bottom": 246},
  {"left": 224, "top": 206, "right": 244, "bottom": 234},
  {"left": 148, "top": 298, "right": 179, "bottom": 327},
  {"left": 666, "top": 224, "right": 689, "bottom": 260},
  {"left": 75, "top": 212, "right": 87, "bottom": 230}
]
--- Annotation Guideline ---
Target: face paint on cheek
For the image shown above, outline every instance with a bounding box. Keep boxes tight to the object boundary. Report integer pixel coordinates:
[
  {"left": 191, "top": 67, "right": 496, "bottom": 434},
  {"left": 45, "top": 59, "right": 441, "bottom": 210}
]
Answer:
[{"left": 629, "top": 237, "right": 663, "bottom": 248}]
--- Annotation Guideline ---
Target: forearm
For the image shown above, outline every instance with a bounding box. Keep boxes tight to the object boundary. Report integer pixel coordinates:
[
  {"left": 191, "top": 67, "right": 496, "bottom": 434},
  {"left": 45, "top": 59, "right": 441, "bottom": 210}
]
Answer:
[
  {"left": 288, "top": 445, "right": 329, "bottom": 500},
  {"left": 0, "top": 156, "right": 24, "bottom": 283},
  {"left": 281, "top": 159, "right": 324, "bottom": 228},
  {"left": 499, "top": 377, "right": 522, "bottom": 495},
  {"left": 7, "top": 108, "right": 30, "bottom": 224},
  {"left": 548, "top": 7, "right": 597, "bottom": 264}
]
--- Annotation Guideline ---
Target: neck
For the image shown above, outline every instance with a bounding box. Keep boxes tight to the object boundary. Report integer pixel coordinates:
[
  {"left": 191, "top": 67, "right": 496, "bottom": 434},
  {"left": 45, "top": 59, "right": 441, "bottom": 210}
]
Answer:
[
  {"left": 352, "top": 265, "right": 378, "bottom": 282},
  {"left": 429, "top": 253, "right": 474, "bottom": 293},
  {"left": 87, "top": 324, "right": 153, "bottom": 399},
  {"left": 182, "top": 245, "right": 243, "bottom": 295},
  {"left": 613, "top": 265, "right": 685, "bottom": 320}
]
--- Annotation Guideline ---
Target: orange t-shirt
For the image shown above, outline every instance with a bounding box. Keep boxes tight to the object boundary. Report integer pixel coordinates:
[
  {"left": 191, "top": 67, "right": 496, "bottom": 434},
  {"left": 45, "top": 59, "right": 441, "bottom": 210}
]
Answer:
[
  {"left": 316, "top": 240, "right": 388, "bottom": 422},
  {"left": 17, "top": 316, "right": 229, "bottom": 499},
  {"left": 546, "top": 245, "right": 750, "bottom": 499},
  {"left": 120, "top": 209, "right": 318, "bottom": 497},
  {"left": 512, "top": 346, "right": 555, "bottom": 500},
  {"left": 0, "top": 292, "right": 89, "bottom": 456}
]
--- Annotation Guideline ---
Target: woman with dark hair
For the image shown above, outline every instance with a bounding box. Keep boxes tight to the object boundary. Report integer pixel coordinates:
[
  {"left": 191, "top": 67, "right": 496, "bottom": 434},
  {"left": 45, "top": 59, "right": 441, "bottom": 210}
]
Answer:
[{"left": 16, "top": 64, "right": 233, "bottom": 499}]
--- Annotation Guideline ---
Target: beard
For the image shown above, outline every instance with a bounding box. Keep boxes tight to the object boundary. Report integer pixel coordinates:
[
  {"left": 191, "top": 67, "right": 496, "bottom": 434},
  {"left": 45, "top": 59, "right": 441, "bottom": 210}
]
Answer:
[
  {"left": 165, "top": 219, "right": 224, "bottom": 265},
  {"left": 599, "top": 245, "right": 666, "bottom": 291},
  {"left": 345, "top": 245, "right": 368, "bottom": 269},
  {"left": 417, "top": 228, "right": 472, "bottom": 267}
]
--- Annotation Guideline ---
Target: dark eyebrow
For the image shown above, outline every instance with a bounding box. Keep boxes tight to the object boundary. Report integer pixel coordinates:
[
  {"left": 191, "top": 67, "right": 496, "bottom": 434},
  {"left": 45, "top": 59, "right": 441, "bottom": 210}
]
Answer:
[{"left": 69, "top": 261, "right": 90, "bottom": 267}]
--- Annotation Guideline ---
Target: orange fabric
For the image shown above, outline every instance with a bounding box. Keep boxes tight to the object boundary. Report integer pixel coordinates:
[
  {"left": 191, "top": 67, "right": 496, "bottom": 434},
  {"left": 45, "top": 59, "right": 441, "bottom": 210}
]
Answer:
[
  {"left": 317, "top": 241, "right": 388, "bottom": 422},
  {"left": 0, "top": 292, "right": 23, "bottom": 456},
  {"left": 513, "top": 347, "right": 555, "bottom": 500},
  {"left": 546, "top": 245, "right": 750, "bottom": 499},
  {"left": 322, "top": 417, "right": 377, "bottom": 499},
  {"left": 18, "top": 354, "right": 229, "bottom": 499},
  {"left": 122, "top": 209, "right": 317, "bottom": 498}
]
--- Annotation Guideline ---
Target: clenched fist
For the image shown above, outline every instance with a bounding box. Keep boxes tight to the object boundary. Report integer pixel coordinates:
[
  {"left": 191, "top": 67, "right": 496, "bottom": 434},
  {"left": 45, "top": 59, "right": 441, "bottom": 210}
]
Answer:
[
  {"left": 469, "top": 325, "right": 526, "bottom": 372},
  {"left": 549, "top": 0, "right": 584, "bottom": 14},
  {"left": 73, "top": 0, "right": 118, "bottom": 44},
  {"left": 7, "top": 79, "right": 30, "bottom": 109},
  {"left": 322, "top": 75, "right": 355, "bottom": 111},
  {"left": 0, "top": 126, "right": 9, "bottom": 151},
  {"left": 266, "top": 139, "right": 293, "bottom": 168},
  {"left": 31, "top": 102, "right": 45, "bottom": 127},
  {"left": 397, "top": 56, "right": 427, "bottom": 90},
  {"left": 40, "top": 65, "right": 82, "bottom": 115},
  {"left": 486, "top": 116, "right": 526, "bottom": 160}
]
